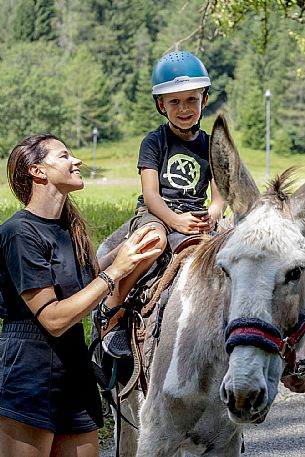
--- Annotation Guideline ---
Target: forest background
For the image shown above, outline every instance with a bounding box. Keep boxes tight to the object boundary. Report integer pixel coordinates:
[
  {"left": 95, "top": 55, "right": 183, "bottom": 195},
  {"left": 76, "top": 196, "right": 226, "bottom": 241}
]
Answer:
[{"left": 0, "top": 0, "right": 304, "bottom": 159}]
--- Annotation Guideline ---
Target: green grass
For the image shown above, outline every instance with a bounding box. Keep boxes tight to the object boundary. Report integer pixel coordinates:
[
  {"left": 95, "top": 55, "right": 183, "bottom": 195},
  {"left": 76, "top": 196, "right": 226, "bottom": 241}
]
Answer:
[
  {"left": 76, "top": 198, "right": 135, "bottom": 248},
  {"left": 75, "top": 118, "right": 305, "bottom": 189},
  {"left": 232, "top": 130, "right": 305, "bottom": 187},
  {"left": 74, "top": 183, "right": 140, "bottom": 203},
  {"left": 72, "top": 135, "right": 142, "bottom": 180},
  {"left": 1, "top": 116, "right": 304, "bottom": 195},
  {"left": 0, "top": 199, "right": 21, "bottom": 222},
  {"left": 1, "top": 119, "right": 305, "bottom": 231}
]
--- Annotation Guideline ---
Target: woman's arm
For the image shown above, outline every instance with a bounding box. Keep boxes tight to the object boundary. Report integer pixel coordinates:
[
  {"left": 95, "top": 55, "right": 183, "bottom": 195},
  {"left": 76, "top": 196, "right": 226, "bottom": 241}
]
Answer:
[
  {"left": 281, "top": 373, "right": 305, "bottom": 393},
  {"left": 21, "top": 225, "right": 161, "bottom": 337}
]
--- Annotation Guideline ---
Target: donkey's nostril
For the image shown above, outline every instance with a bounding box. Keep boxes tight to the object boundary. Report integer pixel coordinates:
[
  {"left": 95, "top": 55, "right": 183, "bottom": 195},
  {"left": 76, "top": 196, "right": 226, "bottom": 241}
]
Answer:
[
  {"left": 220, "top": 384, "right": 229, "bottom": 404},
  {"left": 251, "top": 388, "right": 266, "bottom": 410},
  {"left": 227, "top": 391, "right": 236, "bottom": 410}
]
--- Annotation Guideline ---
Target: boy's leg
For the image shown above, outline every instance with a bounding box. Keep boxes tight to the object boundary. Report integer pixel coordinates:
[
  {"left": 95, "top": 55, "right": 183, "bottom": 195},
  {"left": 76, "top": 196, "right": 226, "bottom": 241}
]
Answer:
[
  {"left": 98, "top": 242, "right": 123, "bottom": 271},
  {"left": 0, "top": 417, "right": 54, "bottom": 457},
  {"left": 105, "top": 223, "right": 167, "bottom": 308},
  {"left": 101, "top": 223, "right": 167, "bottom": 359}
]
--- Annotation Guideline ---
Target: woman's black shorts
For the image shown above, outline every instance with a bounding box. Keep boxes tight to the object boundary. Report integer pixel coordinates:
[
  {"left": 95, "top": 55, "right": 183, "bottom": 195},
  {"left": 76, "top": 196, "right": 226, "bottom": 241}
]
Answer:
[{"left": 0, "top": 319, "right": 103, "bottom": 434}]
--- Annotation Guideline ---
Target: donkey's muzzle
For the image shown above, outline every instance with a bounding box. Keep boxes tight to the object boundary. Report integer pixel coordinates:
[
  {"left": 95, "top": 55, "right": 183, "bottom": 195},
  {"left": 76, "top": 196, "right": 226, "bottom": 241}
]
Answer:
[{"left": 223, "top": 385, "right": 269, "bottom": 424}]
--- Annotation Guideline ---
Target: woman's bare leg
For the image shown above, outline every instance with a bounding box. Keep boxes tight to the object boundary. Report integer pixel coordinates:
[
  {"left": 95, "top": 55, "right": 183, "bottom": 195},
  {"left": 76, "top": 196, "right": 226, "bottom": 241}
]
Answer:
[
  {"left": 50, "top": 430, "right": 99, "bottom": 457},
  {"left": 0, "top": 417, "right": 99, "bottom": 457},
  {"left": 0, "top": 417, "right": 54, "bottom": 457}
]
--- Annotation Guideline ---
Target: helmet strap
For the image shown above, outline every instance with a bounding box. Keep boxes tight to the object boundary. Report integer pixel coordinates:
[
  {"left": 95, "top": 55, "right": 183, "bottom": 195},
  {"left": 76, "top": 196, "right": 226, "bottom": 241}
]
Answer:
[{"left": 170, "top": 121, "right": 200, "bottom": 135}]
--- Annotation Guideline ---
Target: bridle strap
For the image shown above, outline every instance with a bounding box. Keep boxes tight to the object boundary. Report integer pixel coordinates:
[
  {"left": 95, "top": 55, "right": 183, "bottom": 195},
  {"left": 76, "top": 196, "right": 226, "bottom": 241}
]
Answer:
[
  {"left": 225, "top": 315, "right": 305, "bottom": 371},
  {"left": 278, "top": 316, "right": 305, "bottom": 368},
  {"left": 225, "top": 318, "right": 282, "bottom": 355}
]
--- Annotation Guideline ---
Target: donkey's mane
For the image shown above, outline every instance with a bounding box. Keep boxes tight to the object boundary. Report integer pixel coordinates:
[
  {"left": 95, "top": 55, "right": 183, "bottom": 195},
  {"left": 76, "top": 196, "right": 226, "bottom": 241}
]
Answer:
[
  {"left": 190, "top": 168, "right": 300, "bottom": 278},
  {"left": 190, "top": 228, "right": 234, "bottom": 278},
  {"left": 263, "top": 166, "right": 298, "bottom": 205}
]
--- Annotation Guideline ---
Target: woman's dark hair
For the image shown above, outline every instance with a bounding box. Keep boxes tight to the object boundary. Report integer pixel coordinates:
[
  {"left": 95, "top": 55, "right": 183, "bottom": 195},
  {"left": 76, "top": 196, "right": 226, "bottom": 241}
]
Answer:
[{"left": 7, "top": 133, "right": 99, "bottom": 276}]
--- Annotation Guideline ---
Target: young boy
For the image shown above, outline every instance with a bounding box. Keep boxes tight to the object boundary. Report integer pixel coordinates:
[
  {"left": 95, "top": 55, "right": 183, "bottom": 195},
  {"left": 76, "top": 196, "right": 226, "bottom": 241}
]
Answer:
[
  {"left": 130, "top": 50, "right": 224, "bottom": 237},
  {"left": 102, "top": 51, "right": 225, "bottom": 358}
]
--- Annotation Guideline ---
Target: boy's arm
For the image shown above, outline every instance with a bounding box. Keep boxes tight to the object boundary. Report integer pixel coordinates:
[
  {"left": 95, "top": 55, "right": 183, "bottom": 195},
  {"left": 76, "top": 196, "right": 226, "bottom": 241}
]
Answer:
[
  {"left": 141, "top": 168, "right": 208, "bottom": 234},
  {"left": 208, "top": 178, "right": 226, "bottom": 223},
  {"left": 141, "top": 168, "right": 179, "bottom": 227}
]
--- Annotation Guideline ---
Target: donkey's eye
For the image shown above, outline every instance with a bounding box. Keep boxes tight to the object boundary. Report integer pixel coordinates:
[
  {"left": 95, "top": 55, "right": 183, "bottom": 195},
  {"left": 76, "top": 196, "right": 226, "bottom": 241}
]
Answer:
[{"left": 285, "top": 267, "right": 302, "bottom": 284}]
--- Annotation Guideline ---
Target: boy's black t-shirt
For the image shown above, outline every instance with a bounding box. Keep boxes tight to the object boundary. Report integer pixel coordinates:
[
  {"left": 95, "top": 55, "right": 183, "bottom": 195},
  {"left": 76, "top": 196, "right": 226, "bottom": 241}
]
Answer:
[
  {"left": 0, "top": 209, "right": 92, "bottom": 319},
  {"left": 137, "top": 123, "right": 211, "bottom": 212}
]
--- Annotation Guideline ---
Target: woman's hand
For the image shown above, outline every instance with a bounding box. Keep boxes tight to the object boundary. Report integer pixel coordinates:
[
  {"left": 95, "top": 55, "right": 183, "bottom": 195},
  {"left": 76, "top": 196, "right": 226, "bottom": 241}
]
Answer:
[
  {"left": 281, "top": 373, "right": 305, "bottom": 393},
  {"left": 171, "top": 212, "right": 215, "bottom": 234},
  {"left": 106, "top": 225, "right": 161, "bottom": 280}
]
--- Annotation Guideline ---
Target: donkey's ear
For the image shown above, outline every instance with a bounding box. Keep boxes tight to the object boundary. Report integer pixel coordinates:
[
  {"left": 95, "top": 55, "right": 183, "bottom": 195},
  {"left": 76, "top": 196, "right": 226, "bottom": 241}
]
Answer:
[
  {"left": 209, "top": 114, "right": 260, "bottom": 219},
  {"left": 290, "top": 183, "right": 305, "bottom": 233}
]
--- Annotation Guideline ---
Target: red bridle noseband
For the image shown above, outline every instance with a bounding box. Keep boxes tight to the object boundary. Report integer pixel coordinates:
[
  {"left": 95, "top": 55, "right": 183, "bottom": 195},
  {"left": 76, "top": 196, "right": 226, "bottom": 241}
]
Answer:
[{"left": 225, "top": 315, "right": 305, "bottom": 372}]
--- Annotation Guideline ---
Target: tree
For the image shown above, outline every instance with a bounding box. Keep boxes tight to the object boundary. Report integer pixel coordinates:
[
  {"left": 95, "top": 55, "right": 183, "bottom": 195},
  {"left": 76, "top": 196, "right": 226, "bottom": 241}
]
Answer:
[
  {"left": 11, "top": 0, "right": 36, "bottom": 42},
  {"left": 228, "top": 12, "right": 305, "bottom": 153},
  {"left": 228, "top": 50, "right": 266, "bottom": 149},
  {"left": 34, "top": 0, "right": 56, "bottom": 41},
  {"left": 62, "top": 45, "right": 118, "bottom": 146},
  {"left": 0, "top": 0, "right": 15, "bottom": 43},
  {"left": 199, "top": 0, "right": 305, "bottom": 46},
  {"left": 262, "top": 14, "right": 305, "bottom": 153},
  {"left": 0, "top": 42, "right": 65, "bottom": 156},
  {"left": 0, "top": 0, "right": 302, "bottom": 151},
  {"left": 54, "top": 0, "right": 97, "bottom": 51},
  {"left": 132, "top": 63, "right": 163, "bottom": 135},
  {"left": 92, "top": 0, "right": 167, "bottom": 127}
]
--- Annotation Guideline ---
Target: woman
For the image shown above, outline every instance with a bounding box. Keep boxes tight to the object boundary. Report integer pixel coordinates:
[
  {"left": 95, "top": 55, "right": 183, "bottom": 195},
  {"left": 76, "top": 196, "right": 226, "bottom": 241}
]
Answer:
[{"left": 0, "top": 133, "right": 160, "bottom": 457}]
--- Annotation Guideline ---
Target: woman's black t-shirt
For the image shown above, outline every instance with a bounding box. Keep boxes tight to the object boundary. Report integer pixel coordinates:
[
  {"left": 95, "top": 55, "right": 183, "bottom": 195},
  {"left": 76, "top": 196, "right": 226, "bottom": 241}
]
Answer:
[
  {"left": 0, "top": 209, "right": 92, "bottom": 319},
  {"left": 0, "top": 209, "right": 103, "bottom": 429}
]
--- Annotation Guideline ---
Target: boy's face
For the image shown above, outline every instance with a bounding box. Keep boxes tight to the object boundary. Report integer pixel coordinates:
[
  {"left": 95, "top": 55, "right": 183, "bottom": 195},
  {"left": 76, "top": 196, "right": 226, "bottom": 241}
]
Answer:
[{"left": 157, "top": 89, "right": 207, "bottom": 132}]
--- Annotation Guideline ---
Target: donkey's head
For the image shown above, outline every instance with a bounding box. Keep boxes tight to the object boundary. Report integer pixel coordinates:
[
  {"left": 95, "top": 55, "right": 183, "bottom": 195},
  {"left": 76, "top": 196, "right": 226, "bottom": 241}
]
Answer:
[{"left": 210, "top": 115, "right": 305, "bottom": 424}]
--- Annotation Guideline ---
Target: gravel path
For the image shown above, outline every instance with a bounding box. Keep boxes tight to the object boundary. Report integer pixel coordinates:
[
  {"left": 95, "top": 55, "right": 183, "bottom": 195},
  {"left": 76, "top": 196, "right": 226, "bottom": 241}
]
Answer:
[
  {"left": 99, "top": 385, "right": 305, "bottom": 456},
  {"left": 243, "top": 388, "right": 305, "bottom": 456}
]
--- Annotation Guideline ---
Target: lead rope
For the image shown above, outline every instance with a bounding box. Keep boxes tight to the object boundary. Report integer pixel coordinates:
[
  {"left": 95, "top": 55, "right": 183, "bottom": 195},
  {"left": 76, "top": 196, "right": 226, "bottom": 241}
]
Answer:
[
  {"left": 113, "top": 380, "right": 140, "bottom": 457},
  {"left": 115, "top": 381, "right": 121, "bottom": 457}
]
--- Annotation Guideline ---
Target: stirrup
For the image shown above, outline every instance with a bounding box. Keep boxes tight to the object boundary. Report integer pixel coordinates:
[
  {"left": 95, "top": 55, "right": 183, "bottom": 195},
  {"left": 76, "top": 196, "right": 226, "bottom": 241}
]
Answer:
[
  {"left": 98, "top": 304, "right": 131, "bottom": 359},
  {"left": 102, "top": 327, "right": 132, "bottom": 359}
]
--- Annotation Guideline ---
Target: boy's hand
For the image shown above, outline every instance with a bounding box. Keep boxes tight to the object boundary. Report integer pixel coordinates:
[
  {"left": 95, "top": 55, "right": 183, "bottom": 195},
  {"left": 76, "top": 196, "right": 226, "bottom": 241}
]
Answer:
[{"left": 172, "top": 212, "right": 215, "bottom": 234}]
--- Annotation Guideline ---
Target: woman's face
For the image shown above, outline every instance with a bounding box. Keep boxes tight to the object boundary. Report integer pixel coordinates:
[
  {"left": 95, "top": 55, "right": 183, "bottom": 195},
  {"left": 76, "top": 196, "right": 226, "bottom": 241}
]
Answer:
[{"left": 41, "top": 139, "right": 84, "bottom": 193}]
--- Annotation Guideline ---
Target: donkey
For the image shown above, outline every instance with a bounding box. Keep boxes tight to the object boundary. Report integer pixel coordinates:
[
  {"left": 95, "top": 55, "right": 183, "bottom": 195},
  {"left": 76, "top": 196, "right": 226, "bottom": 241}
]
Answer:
[{"left": 95, "top": 114, "right": 305, "bottom": 457}]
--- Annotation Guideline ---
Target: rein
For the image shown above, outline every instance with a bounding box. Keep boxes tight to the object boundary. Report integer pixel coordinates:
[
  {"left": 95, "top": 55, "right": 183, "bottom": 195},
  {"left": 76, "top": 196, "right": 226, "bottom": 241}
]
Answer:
[{"left": 225, "top": 315, "right": 305, "bottom": 371}]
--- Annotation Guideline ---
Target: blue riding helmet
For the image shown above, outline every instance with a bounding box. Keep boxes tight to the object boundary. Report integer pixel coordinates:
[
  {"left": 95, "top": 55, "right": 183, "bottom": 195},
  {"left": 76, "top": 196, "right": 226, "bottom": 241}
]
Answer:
[
  {"left": 152, "top": 51, "right": 211, "bottom": 95},
  {"left": 152, "top": 51, "right": 211, "bottom": 134}
]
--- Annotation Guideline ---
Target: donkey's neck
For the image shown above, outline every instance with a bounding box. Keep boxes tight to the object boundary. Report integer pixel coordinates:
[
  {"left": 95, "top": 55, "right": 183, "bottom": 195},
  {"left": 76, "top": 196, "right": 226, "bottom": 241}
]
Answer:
[{"left": 178, "top": 257, "right": 228, "bottom": 363}]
